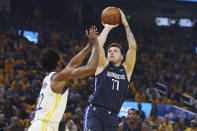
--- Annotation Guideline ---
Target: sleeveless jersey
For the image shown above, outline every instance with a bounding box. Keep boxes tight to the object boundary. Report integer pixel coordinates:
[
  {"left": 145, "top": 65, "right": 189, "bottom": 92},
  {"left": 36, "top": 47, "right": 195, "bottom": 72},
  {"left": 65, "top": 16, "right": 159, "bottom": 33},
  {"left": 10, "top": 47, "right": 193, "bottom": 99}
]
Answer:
[
  {"left": 89, "top": 63, "right": 129, "bottom": 114},
  {"left": 123, "top": 120, "right": 143, "bottom": 131},
  {"left": 32, "top": 72, "right": 69, "bottom": 129}
]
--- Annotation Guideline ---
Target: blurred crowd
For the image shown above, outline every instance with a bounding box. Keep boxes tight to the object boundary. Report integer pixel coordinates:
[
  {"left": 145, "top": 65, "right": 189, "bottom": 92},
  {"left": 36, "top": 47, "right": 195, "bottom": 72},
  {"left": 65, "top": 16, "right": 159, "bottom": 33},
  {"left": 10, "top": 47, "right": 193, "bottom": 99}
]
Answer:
[
  {"left": 127, "top": 29, "right": 197, "bottom": 111},
  {"left": 0, "top": 8, "right": 197, "bottom": 131}
]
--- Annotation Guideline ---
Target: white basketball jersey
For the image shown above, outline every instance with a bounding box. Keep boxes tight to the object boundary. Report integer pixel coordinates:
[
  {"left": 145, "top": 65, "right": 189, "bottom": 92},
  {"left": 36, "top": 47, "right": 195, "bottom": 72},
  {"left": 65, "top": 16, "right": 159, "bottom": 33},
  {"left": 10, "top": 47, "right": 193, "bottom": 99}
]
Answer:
[{"left": 32, "top": 72, "right": 69, "bottom": 130}]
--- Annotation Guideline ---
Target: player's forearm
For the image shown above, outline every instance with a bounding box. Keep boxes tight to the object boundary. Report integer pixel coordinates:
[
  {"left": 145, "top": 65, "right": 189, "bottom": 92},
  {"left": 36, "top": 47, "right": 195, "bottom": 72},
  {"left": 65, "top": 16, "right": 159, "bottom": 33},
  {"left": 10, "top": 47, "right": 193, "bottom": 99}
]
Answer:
[
  {"left": 98, "top": 27, "right": 111, "bottom": 47},
  {"left": 68, "top": 42, "right": 99, "bottom": 79},
  {"left": 87, "top": 40, "right": 99, "bottom": 71},
  {"left": 124, "top": 25, "right": 137, "bottom": 49},
  {"left": 69, "top": 44, "right": 92, "bottom": 68}
]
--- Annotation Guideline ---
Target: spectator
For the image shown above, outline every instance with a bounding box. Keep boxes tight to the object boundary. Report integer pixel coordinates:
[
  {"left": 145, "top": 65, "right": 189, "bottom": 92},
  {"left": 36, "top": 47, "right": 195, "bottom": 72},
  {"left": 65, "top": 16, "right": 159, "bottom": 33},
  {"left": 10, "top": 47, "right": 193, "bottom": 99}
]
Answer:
[
  {"left": 174, "top": 121, "right": 181, "bottom": 131},
  {"left": 0, "top": 113, "right": 8, "bottom": 131},
  {"left": 135, "top": 88, "right": 146, "bottom": 102},
  {"left": 137, "top": 102, "right": 146, "bottom": 121},
  {"left": 120, "top": 116, "right": 126, "bottom": 123},
  {"left": 179, "top": 118, "right": 186, "bottom": 131},
  {"left": 146, "top": 84, "right": 160, "bottom": 97},
  {"left": 185, "top": 120, "right": 197, "bottom": 131},
  {"left": 65, "top": 120, "right": 77, "bottom": 131},
  {"left": 190, "top": 92, "right": 197, "bottom": 113},
  {"left": 147, "top": 109, "right": 160, "bottom": 130},
  {"left": 9, "top": 116, "right": 24, "bottom": 131},
  {"left": 158, "top": 115, "right": 174, "bottom": 131}
]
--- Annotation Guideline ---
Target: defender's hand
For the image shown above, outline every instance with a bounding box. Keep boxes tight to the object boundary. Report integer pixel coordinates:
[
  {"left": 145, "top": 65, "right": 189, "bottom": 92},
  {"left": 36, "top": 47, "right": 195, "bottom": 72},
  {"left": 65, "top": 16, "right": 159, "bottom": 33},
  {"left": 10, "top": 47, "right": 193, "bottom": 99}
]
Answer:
[{"left": 86, "top": 26, "right": 99, "bottom": 46}]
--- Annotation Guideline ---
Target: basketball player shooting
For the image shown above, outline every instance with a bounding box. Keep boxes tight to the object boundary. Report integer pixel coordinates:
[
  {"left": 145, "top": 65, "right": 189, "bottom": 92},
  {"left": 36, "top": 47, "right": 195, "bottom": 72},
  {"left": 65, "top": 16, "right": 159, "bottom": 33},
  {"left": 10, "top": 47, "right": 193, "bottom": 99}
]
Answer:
[
  {"left": 83, "top": 9, "right": 137, "bottom": 131},
  {"left": 28, "top": 26, "right": 99, "bottom": 131}
]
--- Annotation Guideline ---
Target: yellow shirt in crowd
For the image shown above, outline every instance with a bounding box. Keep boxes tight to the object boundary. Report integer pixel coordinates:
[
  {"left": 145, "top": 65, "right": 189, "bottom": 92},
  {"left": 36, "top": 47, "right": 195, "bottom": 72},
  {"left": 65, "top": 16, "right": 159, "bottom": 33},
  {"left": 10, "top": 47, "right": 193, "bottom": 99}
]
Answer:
[
  {"left": 158, "top": 122, "right": 174, "bottom": 131},
  {"left": 184, "top": 128, "right": 195, "bottom": 131}
]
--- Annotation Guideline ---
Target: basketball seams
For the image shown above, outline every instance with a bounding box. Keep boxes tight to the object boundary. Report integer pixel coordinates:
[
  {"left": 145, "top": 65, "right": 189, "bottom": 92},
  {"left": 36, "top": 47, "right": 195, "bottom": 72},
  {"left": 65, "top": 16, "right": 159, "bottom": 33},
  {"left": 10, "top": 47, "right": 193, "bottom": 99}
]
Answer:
[
  {"left": 102, "top": 14, "right": 120, "bottom": 24},
  {"left": 101, "top": 7, "right": 120, "bottom": 25},
  {"left": 101, "top": 14, "right": 120, "bottom": 18}
]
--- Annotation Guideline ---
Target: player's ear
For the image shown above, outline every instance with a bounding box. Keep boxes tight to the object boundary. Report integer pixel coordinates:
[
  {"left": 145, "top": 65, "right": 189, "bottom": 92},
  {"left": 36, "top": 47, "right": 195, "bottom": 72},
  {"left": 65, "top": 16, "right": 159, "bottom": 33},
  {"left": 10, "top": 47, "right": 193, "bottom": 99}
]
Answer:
[
  {"left": 57, "top": 60, "right": 61, "bottom": 65},
  {"left": 57, "top": 60, "right": 62, "bottom": 68},
  {"left": 121, "top": 54, "right": 123, "bottom": 61}
]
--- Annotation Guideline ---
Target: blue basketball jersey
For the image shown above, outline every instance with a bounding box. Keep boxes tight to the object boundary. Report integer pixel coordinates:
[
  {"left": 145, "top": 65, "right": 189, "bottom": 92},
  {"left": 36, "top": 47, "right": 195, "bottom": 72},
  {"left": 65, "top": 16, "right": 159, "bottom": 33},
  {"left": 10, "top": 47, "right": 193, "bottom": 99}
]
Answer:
[
  {"left": 89, "top": 63, "right": 129, "bottom": 114},
  {"left": 123, "top": 120, "right": 142, "bottom": 131}
]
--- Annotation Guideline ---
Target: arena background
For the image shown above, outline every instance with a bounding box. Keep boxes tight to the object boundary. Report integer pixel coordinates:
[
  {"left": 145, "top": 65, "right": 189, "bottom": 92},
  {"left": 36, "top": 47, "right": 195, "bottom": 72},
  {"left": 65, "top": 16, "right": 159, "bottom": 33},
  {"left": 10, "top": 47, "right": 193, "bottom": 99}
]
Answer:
[{"left": 0, "top": 0, "right": 197, "bottom": 130}]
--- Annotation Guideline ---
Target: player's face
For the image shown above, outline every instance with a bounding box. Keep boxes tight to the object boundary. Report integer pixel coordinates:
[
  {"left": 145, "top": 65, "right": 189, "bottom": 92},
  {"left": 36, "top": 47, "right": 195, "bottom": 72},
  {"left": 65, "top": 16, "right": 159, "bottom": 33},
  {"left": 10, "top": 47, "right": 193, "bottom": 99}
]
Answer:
[
  {"left": 128, "top": 110, "right": 138, "bottom": 123},
  {"left": 107, "top": 47, "right": 123, "bottom": 65}
]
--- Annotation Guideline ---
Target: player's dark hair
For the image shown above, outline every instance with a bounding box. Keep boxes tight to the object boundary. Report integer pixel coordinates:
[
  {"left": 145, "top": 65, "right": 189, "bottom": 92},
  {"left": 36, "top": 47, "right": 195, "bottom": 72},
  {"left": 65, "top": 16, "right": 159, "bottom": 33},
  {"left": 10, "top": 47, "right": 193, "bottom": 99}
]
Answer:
[
  {"left": 128, "top": 108, "right": 138, "bottom": 115},
  {"left": 39, "top": 49, "right": 60, "bottom": 72},
  {"left": 108, "top": 43, "right": 123, "bottom": 55}
]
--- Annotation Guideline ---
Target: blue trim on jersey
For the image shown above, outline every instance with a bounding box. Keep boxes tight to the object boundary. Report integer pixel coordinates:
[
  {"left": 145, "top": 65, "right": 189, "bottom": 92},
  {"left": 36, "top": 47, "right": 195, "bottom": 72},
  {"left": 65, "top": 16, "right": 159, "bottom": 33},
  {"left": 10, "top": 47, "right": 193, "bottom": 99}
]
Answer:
[
  {"left": 122, "top": 65, "right": 130, "bottom": 83},
  {"left": 62, "top": 86, "right": 69, "bottom": 95},
  {"left": 84, "top": 105, "right": 91, "bottom": 131},
  {"left": 50, "top": 72, "right": 56, "bottom": 81},
  {"left": 94, "top": 77, "right": 97, "bottom": 93}
]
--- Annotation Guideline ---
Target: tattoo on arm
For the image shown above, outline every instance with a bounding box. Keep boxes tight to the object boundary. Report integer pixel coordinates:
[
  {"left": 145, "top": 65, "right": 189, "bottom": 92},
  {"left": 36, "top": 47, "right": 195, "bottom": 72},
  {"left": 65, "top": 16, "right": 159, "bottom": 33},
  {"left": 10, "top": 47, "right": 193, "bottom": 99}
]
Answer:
[{"left": 125, "top": 25, "right": 136, "bottom": 48}]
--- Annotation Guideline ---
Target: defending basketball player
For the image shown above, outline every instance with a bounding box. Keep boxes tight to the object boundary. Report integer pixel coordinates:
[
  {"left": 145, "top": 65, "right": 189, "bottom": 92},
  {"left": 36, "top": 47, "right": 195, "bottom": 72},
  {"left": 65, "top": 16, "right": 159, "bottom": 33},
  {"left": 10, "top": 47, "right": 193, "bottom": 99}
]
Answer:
[
  {"left": 28, "top": 26, "right": 99, "bottom": 131},
  {"left": 83, "top": 9, "right": 137, "bottom": 131},
  {"left": 118, "top": 109, "right": 151, "bottom": 131}
]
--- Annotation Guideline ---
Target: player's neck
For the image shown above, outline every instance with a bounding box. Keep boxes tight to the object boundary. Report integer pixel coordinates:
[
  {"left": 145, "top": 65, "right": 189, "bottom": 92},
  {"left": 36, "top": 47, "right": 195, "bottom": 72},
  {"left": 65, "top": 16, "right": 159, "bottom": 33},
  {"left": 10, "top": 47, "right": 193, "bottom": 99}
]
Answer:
[
  {"left": 115, "top": 63, "right": 121, "bottom": 66},
  {"left": 112, "top": 62, "right": 121, "bottom": 67},
  {"left": 128, "top": 121, "right": 137, "bottom": 129}
]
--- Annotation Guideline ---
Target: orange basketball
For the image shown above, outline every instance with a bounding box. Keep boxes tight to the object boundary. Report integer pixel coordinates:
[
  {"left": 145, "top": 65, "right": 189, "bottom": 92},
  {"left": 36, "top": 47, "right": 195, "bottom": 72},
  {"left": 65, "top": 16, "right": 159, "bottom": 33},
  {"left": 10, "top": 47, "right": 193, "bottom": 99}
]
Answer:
[{"left": 101, "top": 7, "right": 121, "bottom": 25}]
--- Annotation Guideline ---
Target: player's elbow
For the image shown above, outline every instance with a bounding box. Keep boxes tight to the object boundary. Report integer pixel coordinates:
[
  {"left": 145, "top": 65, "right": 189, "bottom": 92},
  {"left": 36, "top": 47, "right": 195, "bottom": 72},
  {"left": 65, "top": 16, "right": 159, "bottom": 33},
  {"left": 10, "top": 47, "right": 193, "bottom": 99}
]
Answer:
[
  {"left": 130, "top": 44, "right": 137, "bottom": 50},
  {"left": 88, "top": 67, "right": 97, "bottom": 74},
  {"left": 86, "top": 66, "right": 97, "bottom": 75},
  {"left": 68, "top": 59, "right": 77, "bottom": 68}
]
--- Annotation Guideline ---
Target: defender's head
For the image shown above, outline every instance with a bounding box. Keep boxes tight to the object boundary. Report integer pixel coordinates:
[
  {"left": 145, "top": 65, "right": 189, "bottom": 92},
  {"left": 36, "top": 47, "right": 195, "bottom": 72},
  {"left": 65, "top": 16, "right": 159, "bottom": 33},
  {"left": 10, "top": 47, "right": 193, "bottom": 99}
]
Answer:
[
  {"left": 128, "top": 108, "right": 138, "bottom": 123},
  {"left": 107, "top": 43, "right": 123, "bottom": 66},
  {"left": 39, "top": 49, "right": 65, "bottom": 72}
]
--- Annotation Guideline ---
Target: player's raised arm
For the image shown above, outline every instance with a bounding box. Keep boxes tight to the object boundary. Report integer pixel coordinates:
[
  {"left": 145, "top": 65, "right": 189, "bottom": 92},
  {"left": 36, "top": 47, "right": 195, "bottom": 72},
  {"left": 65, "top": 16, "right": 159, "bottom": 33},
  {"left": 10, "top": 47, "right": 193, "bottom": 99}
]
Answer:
[
  {"left": 69, "top": 26, "right": 99, "bottom": 78},
  {"left": 95, "top": 24, "right": 119, "bottom": 75},
  {"left": 51, "top": 26, "right": 99, "bottom": 93},
  {"left": 66, "top": 39, "right": 92, "bottom": 69},
  {"left": 98, "top": 24, "right": 118, "bottom": 48},
  {"left": 119, "top": 8, "right": 137, "bottom": 80}
]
